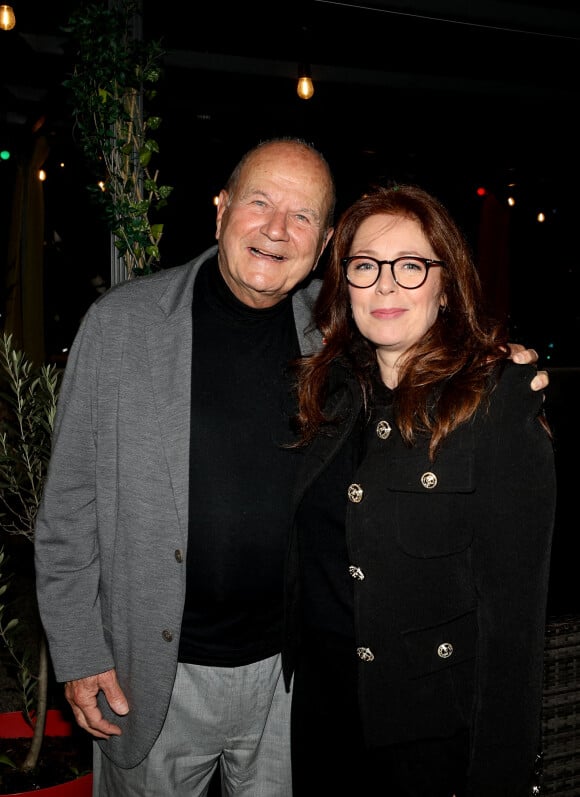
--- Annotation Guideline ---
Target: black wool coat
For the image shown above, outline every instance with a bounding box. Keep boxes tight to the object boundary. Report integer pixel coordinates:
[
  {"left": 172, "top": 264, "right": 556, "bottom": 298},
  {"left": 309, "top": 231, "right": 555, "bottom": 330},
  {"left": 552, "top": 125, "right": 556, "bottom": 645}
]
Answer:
[{"left": 283, "top": 360, "right": 556, "bottom": 797}]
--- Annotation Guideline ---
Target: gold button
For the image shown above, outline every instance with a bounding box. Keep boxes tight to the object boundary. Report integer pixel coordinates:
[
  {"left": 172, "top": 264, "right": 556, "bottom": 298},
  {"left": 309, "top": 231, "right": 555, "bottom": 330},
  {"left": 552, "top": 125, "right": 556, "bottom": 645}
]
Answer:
[
  {"left": 347, "top": 483, "right": 364, "bottom": 503},
  {"left": 376, "top": 420, "right": 392, "bottom": 440},
  {"left": 175, "top": 549, "right": 184, "bottom": 563},
  {"left": 421, "top": 471, "right": 438, "bottom": 489},
  {"left": 437, "top": 642, "right": 454, "bottom": 659},
  {"left": 162, "top": 629, "right": 174, "bottom": 642},
  {"left": 357, "top": 647, "right": 375, "bottom": 662}
]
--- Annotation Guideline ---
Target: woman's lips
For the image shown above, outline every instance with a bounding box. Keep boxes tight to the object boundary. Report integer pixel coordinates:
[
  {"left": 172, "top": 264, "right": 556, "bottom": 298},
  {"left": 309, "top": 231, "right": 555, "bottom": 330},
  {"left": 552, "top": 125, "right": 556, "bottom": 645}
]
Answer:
[{"left": 371, "top": 308, "right": 406, "bottom": 319}]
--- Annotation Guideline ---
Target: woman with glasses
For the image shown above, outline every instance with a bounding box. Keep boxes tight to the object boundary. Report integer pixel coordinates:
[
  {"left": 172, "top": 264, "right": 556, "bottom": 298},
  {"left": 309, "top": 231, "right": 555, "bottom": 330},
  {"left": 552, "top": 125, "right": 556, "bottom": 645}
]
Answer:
[{"left": 283, "top": 184, "right": 556, "bottom": 796}]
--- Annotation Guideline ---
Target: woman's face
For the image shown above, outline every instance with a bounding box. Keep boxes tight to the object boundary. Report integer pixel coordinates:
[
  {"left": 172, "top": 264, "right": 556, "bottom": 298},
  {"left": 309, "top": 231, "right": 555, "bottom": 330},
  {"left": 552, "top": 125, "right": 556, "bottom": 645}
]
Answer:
[{"left": 347, "top": 213, "right": 446, "bottom": 383}]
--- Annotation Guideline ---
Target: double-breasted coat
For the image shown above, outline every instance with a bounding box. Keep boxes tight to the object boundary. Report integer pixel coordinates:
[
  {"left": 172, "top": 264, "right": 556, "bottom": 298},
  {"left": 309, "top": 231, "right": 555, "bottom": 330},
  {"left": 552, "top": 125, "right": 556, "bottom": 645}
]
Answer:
[{"left": 283, "top": 359, "right": 556, "bottom": 796}]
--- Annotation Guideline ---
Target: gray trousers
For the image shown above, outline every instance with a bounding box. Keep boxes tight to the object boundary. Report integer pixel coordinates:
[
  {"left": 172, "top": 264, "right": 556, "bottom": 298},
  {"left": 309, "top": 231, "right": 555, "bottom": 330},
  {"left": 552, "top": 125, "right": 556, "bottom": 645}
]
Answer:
[{"left": 93, "top": 653, "right": 292, "bottom": 796}]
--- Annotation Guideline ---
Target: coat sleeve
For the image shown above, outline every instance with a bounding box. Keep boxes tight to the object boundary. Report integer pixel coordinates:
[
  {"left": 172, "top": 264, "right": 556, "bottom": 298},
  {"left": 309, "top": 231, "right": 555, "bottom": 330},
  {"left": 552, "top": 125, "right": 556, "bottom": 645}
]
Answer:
[
  {"left": 467, "top": 362, "right": 557, "bottom": 796},
  {"left": 34, "top": 302, "right": 114, "bottom": 682}
]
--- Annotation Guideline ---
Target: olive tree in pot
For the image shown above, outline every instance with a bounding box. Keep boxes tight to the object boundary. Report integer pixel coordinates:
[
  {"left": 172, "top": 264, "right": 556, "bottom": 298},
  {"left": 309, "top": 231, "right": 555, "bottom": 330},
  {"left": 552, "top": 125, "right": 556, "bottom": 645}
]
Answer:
[{"left": 0, "top": 332, "right": 88, "bottom": 792}]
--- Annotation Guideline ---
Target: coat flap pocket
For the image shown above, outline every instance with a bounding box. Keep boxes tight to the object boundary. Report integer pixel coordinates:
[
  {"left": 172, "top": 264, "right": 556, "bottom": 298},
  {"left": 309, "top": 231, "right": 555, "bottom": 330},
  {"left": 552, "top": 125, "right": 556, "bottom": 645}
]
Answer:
[{"left": 402, "top": 609, "right": 477, "bottom": 678}]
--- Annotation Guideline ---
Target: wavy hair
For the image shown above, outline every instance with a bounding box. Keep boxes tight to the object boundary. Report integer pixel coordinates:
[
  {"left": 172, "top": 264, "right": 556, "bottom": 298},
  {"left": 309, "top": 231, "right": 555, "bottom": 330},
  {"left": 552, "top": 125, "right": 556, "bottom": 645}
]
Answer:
[{"left": 293, "top": 183, "right": 511, "bottom": 459}]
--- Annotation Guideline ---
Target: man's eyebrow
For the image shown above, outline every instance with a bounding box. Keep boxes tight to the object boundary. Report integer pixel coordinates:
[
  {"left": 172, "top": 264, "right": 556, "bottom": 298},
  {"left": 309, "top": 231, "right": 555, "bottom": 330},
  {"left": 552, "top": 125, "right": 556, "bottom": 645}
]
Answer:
[
  {"left": 242, "top": 188, "right": 268, "bottom": 198},
  {"left": 241, "top": 188, "right": 321, "bottom": 222}
]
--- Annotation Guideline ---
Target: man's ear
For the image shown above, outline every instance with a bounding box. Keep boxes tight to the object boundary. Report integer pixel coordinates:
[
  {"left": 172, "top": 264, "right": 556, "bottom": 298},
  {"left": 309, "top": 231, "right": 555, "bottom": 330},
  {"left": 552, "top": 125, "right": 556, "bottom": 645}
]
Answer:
[
  {"left": 323, "top": 227, "right": 335, "bottom": 252},
  {"left": 215, "top": 190, "right": 229, "bottom": 240},
  {"left": 312, "top": 227, "right": 334, "bottom": 272}
]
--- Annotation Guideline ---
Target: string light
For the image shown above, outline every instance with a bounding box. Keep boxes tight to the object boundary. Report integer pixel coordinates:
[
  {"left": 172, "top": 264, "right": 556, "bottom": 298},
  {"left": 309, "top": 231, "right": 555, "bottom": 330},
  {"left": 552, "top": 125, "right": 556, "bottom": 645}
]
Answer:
[
  {"left": 297, "top": 66, "right": 314, "bottom": 100},
  {"left": 0, "top": 4, "right": 16, "bottom": 31}
]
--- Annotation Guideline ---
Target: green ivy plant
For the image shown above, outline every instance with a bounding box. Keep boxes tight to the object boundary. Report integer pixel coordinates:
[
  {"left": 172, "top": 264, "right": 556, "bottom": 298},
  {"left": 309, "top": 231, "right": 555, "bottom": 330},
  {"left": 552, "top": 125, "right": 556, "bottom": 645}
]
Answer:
[
  {"left": 63, "top": 0, "right": 173, "bottom": 278},
  {"left": 0, "top": 333, "right": 61, "bottom": 773}
]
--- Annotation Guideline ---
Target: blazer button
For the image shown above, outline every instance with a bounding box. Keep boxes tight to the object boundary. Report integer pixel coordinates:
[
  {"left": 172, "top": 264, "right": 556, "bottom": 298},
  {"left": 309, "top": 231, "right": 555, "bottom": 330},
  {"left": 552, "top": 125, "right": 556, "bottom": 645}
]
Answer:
[
  {"left": 357, "top": 646, "right": 375, "bottom": 662},
  {"left": 420, "top": 471, "right": 438, "bottom": 489},
  {"left": 347, "top": 483, "right": 364, "bottom": 503},
  {"left": 349, "top": 565, "right": 365, "bottom": 580},
  {"left": 174, "top": 549, "right": 184, "bottom": 563},
  {"left": 376, "top": 420, "right": 392, "bottom": 440},
  {"left": 437, "top": 642, "right": 454, "bottom": 659},
  {"left": 162, "top": 629, "right": 174, "bottom": 642}
]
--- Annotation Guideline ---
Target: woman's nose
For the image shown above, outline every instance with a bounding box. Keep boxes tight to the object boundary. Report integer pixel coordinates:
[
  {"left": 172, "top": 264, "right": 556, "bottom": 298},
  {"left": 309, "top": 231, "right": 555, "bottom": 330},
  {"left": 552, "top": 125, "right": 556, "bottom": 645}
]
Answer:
[{"left": 376, "top": 263, "right": 396, "bottom": 293}]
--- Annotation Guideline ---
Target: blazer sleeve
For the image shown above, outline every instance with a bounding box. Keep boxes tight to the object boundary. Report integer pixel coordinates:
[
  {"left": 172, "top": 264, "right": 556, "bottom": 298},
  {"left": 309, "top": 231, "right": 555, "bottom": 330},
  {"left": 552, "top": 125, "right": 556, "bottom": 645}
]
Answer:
[
  {"left": 34, "top": 302, "right": 114, "bottom": 682},
  {"left": 467, "top": 362, "right": 557, "bottom": 796}
]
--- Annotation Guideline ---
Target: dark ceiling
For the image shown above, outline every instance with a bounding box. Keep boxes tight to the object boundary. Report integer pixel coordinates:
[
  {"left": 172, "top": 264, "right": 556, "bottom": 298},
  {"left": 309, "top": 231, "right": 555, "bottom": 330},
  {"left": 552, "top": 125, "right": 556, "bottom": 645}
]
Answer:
[
  {"left": 3, "top": 0, "right": 580, "bottom": 152},
  {"left": 2, "top": 0, "right": 580, "bottom": 254},
  {"left": 1, "top": 1, "right": 580, "bottom": 367}
]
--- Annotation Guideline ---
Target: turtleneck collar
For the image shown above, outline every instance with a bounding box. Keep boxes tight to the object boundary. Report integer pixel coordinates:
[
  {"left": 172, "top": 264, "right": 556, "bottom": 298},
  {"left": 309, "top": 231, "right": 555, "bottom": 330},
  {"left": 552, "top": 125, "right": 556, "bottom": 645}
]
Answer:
[{"left": 199, "top": 255, "right": 292, "bottom": 322}]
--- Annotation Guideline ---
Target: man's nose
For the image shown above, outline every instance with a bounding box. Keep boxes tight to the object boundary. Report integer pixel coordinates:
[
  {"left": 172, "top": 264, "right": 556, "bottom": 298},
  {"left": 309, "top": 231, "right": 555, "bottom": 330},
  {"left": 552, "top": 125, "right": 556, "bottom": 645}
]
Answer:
[{"left": 261, "top": 209, "right": 290, "bottom": 240}]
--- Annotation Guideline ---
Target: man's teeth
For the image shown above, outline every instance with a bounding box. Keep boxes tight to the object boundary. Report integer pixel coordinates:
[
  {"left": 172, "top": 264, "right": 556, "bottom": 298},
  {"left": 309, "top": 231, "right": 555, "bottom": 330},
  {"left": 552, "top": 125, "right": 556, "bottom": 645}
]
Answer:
[{"left": 251, "top": 248, "right": 283, "bottom": 260}]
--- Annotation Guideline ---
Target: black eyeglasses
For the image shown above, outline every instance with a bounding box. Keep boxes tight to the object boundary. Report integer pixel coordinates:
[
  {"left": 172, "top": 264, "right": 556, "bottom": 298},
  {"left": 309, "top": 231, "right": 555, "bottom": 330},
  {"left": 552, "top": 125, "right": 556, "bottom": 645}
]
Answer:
[{"left": 342, "top": 255, "right": 446, "bottom": 289}]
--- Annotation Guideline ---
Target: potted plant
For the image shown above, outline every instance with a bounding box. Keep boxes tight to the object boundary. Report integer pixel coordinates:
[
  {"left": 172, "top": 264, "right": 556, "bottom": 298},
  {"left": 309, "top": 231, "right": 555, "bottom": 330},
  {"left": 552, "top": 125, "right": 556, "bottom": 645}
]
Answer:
[
  {"left": 0, "top": 4, "right": 173, "bottom": 789},
  {"left": 0, "top": 332, "right": 92, "bottom": 794}
]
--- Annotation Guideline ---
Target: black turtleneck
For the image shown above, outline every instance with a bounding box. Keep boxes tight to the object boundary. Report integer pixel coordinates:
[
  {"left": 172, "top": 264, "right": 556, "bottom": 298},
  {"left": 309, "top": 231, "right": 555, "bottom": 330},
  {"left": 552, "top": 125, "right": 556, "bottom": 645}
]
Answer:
[{"left": 178, "top": 256, "right": 302, "bottom": 666}]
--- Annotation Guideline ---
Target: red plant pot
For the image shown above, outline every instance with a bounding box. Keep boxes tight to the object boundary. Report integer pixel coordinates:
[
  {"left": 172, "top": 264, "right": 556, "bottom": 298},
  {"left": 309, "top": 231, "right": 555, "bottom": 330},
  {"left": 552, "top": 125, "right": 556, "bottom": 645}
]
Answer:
[{"left": 0, "top": 709, "right": 93, "bottom": 796}]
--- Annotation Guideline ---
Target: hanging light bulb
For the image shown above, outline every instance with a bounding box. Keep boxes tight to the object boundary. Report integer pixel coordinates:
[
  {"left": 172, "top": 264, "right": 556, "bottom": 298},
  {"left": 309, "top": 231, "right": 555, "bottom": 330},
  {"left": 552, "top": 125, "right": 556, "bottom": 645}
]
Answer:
[
  {"left": 297, "top": 63, "right": 314, "bottom": 100},
  {"left": 0, "top": 4, "right": 16, "bottom": 31}
]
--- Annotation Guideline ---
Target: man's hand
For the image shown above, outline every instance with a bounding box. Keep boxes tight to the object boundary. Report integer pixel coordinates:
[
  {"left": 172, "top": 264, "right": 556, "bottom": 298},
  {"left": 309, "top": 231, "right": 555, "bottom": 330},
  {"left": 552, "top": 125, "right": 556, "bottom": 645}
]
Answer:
[
  {"left": 65, "top": 668, "right": 129, "bottom": 739},
  {"left": 506, "top": 343, "right": 549, "bottom": 391}
]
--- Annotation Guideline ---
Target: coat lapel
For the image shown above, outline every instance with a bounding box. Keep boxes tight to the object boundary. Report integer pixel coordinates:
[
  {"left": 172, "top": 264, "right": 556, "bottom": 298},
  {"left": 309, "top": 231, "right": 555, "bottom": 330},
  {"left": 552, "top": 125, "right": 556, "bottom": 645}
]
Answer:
[
  {"left": 144, "top": 250, "right": 212, "bottom": 545},
  {"left": 146, "top": 308, "right": 192, "bottom": 545}
]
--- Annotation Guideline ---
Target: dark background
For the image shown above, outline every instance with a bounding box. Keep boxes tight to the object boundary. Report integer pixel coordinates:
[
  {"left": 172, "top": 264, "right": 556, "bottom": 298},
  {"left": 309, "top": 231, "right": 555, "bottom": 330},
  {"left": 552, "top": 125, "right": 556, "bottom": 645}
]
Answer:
[
  {"left": 2, "top": 0, "right": 580, "bottom": 364},
  {"left": 0, "top": 0, "right": 578, "bottom": 615}
]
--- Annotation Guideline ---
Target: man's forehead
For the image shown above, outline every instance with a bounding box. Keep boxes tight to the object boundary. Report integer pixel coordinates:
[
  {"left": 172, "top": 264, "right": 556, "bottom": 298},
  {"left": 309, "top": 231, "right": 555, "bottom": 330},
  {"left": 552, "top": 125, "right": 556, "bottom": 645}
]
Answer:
[
  {"left": 243, "top": 146, "right": 324, "bottom": 179},
  {"left": 236, "top": 149, "right": 330, "bottom": 217}
]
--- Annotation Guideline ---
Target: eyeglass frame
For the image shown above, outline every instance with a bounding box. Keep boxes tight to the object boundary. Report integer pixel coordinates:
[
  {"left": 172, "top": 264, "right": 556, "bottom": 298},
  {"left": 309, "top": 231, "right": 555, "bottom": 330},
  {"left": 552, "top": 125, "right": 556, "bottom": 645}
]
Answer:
[{"left": 341, "top": 255, "right": 446, "bottom": 290}]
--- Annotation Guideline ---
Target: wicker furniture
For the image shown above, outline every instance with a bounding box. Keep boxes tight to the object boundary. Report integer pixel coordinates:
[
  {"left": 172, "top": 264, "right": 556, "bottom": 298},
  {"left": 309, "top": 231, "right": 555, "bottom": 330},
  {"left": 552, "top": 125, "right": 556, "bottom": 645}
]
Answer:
[{"left": 540, "top": 615, "right": 580, "bottom": 794}]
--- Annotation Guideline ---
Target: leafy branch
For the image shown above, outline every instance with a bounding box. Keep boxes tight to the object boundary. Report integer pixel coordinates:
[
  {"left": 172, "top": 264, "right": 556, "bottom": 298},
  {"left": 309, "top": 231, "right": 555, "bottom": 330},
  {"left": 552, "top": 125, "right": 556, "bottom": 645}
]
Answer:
[
  {"left": 0, "top": 336, "right": 60, "bottom": 539},
  {"left": 0, "top": 546, "right": 42, "bottom": 724},
  {"left": 63, "top": 0, "right": 173, "bottom": 278}
]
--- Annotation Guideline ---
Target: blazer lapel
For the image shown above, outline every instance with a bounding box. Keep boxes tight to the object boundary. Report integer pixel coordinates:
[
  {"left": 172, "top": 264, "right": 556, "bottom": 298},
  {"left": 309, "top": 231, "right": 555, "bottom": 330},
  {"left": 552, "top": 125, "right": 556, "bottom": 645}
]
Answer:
[
  {"left": 146, "top": 307, "right": 192, "bottom": 545},
  {"left": 143, "top": 249, "right": 213, "bottom": 545}
]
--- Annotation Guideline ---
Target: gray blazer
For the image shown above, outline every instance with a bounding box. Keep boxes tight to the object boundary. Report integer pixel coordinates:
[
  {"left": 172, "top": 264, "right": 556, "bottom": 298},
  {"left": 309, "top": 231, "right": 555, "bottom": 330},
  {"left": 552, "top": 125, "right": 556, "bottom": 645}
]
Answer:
[{"left": 34, "top": 245, "right": 322, "bottom": 768}]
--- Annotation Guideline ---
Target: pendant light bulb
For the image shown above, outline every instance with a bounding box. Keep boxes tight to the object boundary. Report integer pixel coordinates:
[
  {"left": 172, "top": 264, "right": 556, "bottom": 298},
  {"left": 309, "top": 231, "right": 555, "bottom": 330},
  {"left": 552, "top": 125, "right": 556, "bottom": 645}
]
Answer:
[
  {"left": 0, "top": 5, "right": 16, "bottom": 30},
  {"left": 297, "top": 71, "right": 314, "bottom": 100}
]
